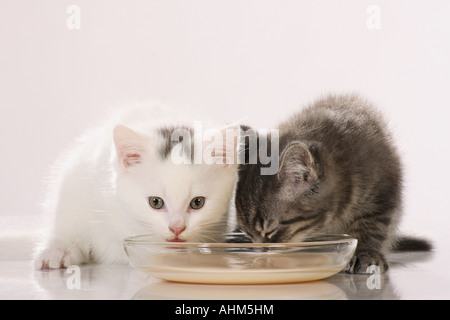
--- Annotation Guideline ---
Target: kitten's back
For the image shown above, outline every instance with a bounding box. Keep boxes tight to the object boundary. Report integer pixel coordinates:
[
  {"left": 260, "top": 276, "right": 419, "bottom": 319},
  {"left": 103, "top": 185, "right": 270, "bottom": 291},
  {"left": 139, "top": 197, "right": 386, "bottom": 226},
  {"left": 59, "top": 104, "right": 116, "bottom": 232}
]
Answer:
[
  {"left": 280, "top": 94, "right": 393, "bottom": 155},
  {"left": 279, "top": 94, "right": 401, "bottom": 186},
  {"left": 280, "top": 94, "right": 403, "bottom": 246}
]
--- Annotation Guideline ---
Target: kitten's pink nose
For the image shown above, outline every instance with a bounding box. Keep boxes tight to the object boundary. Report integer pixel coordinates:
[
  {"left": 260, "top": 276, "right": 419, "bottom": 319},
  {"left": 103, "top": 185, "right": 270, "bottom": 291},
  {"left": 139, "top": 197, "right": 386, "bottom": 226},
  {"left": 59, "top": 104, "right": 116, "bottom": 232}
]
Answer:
[{"left": 170, "top": 226, "right": 186, "bottom": 237}]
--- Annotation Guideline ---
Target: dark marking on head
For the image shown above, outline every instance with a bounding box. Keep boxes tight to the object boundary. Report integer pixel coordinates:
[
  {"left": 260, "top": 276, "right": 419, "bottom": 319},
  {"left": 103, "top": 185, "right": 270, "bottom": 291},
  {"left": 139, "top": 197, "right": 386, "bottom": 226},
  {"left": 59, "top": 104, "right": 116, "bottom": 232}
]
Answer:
[{"left": 157, "top": 126, "right": 194, "bottom": 161}]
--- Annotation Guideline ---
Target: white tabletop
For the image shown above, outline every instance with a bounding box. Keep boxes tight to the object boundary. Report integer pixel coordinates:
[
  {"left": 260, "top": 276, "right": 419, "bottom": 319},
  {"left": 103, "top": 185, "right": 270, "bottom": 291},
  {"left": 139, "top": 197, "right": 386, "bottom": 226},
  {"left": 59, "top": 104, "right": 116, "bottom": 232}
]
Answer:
[{"left": 1, "top": 215, "right": 449, "bottom": 300}]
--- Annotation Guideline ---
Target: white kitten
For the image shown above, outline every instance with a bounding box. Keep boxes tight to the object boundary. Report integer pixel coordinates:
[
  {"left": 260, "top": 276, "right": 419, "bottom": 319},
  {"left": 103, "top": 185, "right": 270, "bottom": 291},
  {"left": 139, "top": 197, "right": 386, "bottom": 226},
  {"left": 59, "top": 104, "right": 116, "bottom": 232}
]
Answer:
[{"left": 34, "top": 104, "right": 238, "bottom": 269}]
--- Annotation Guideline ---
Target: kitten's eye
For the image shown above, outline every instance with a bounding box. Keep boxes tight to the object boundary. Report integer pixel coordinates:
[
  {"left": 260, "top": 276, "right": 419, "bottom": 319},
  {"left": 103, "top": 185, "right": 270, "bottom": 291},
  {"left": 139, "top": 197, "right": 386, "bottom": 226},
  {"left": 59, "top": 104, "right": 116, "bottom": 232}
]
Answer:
[
  {"left": 190, "top": 196, "right": 205, "bottom": 210},
  {"left": 148, "top": 196, "right": 164, "bottom": 209}
]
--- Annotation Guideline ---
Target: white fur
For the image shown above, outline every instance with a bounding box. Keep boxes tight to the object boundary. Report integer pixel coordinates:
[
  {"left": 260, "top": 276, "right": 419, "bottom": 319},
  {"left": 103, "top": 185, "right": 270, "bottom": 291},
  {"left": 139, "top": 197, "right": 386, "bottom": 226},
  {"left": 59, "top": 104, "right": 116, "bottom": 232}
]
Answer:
[{"left": 34, "top": 103, "right": 238, "bottom": 269}]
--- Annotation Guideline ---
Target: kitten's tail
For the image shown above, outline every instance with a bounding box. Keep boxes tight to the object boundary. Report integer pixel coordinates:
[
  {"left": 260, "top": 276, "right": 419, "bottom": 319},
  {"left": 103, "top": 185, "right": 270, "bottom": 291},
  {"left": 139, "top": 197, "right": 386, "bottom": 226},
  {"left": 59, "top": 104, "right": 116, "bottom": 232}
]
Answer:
[{"left": 391, "top": 235, "right": 433, "bottom": 252}]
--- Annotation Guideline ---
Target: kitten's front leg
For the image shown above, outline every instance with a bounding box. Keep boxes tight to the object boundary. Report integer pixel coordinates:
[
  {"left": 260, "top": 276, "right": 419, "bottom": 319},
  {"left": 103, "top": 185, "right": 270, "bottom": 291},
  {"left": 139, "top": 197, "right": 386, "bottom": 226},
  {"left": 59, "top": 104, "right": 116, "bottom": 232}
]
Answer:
[
  {"left": 345, "top": 216, "right": 390, "bottom": 274},
  {"left": 34, "top": 241, "right": 87, "bottom": 269},
  {"left": 346, "top": 247, "right": 388, "bottom": 274}
]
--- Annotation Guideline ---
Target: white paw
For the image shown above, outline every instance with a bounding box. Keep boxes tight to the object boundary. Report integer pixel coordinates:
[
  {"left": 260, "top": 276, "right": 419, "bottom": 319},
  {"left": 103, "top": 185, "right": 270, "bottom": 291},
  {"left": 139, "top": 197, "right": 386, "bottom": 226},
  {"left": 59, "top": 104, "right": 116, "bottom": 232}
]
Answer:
[{"left": 34, "top": 247, "right": 84, "bottom": 270}]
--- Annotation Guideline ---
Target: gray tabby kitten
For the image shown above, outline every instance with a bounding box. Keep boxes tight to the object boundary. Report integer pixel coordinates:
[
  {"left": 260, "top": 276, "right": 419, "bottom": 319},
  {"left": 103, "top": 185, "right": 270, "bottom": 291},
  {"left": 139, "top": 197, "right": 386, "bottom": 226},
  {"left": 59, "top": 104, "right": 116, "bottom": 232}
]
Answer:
[{"left": 235, "top": 94, "right": 430, "bottom": 274}]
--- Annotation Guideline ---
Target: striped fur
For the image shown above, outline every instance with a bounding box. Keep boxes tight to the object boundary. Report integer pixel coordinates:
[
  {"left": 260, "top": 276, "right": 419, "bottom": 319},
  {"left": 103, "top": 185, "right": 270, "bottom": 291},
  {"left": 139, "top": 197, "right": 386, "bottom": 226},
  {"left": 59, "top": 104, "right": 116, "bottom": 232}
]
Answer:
[{"left": 236, "top": 94, "right": 409, "bottom": 273}]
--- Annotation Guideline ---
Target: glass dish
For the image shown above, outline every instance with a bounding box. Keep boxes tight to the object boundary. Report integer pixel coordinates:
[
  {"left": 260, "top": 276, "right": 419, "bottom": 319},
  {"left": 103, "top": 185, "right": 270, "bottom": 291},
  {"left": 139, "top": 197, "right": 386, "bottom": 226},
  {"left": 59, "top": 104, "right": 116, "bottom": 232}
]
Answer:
[{"left": 123, "top": 233, "right": 357, "bottom": 284}]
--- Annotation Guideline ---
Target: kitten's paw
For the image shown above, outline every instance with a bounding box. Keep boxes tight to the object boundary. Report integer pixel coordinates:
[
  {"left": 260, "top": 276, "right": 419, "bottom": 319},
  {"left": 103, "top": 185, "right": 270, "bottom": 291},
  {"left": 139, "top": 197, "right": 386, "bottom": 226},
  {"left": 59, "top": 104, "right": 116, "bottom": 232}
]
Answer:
[
  {"left": 345, "top": 249, "right": 388, "bottom": 274},
  {"left": 34, "top": 247, "right": 84, "bottom": 270}
]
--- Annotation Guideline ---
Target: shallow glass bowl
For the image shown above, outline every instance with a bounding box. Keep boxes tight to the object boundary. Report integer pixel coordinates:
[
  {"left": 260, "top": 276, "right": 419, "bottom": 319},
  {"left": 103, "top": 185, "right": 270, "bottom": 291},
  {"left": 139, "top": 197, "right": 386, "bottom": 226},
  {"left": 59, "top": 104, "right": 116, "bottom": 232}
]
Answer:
[{"left": 123, "top": 233, "right": 357, "bottom": 284}]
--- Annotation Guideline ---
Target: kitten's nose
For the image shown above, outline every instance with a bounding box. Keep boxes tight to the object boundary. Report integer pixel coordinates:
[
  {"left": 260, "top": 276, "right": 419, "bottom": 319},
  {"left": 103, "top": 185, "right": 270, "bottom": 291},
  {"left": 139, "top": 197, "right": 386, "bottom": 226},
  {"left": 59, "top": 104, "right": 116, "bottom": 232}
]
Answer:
[{"left": 169, "top": 226, "right": 186, "bottom": 237}]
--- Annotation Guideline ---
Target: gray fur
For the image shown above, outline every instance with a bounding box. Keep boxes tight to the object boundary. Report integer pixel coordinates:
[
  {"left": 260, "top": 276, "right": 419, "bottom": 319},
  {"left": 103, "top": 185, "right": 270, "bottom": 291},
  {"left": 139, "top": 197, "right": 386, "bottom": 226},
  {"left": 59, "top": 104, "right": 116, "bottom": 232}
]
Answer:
[
  {"left": 236, "top": 94, "right": 410, "bottom": 273},
  {"left": 157, "top": 126, "right": 195, "bottom": 161}
]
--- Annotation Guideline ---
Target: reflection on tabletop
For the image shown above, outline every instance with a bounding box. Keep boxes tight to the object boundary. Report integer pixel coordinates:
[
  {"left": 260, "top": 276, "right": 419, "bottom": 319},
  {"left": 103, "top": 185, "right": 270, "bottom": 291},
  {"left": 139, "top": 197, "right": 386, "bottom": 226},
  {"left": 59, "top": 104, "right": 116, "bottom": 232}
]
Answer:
[
  {"left": 31, "top": 251, "right": 434, "bottom": 300},
  {"left": 132, "top": 280, "right": 346, "bottom": 300}
]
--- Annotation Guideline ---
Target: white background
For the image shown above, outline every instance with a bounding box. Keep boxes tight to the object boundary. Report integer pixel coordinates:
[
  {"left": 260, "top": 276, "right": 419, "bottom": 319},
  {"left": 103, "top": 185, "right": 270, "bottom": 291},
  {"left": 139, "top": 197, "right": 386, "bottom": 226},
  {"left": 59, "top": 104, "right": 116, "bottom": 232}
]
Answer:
[{"left": 1, "top": 1, "right": 449, "bottom": 249}]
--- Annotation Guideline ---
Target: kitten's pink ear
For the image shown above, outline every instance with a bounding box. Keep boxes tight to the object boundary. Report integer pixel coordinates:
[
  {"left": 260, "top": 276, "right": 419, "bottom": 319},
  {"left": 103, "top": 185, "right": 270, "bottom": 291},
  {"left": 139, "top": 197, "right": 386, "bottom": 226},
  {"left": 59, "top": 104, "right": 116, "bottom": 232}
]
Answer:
[
  {"left": 113, "top": 125, "right": 147, "bottom": 169},
  {"left": 278, "top": 142, "right": 317, "bottom": 199}
]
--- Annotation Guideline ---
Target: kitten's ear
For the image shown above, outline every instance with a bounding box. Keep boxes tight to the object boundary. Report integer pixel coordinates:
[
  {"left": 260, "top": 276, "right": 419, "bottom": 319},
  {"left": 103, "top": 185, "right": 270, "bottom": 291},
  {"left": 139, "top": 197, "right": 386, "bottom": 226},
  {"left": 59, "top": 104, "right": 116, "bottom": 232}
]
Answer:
[
  {"left": 113, "top": 125, "right": 148, "bottom": 169},
  {"left": 278, "top": 142, "right": 317, "bottom": 199}
]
